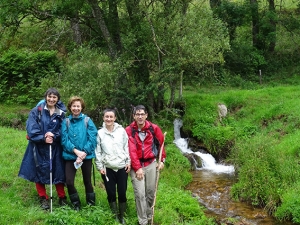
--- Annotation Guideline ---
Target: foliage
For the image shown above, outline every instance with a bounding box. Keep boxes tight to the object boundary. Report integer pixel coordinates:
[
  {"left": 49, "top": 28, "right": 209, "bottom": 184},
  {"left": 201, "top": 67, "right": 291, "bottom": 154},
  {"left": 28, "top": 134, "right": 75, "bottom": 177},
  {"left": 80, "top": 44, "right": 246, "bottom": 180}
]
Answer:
[
  {"left": 39, "top": 46, "right": 116, "bottom": 126},
  {"left": 224, "top": 43, "right": 266, "bottom": 78},
  {"left": 0, "top": 0, "right": 232, "bottom": 111},
  {"left": 0, "top": 49, "right": 62, "bottom": 104},
  {"left": 46, "top": 205, "right": 115, "bottom": 225}
]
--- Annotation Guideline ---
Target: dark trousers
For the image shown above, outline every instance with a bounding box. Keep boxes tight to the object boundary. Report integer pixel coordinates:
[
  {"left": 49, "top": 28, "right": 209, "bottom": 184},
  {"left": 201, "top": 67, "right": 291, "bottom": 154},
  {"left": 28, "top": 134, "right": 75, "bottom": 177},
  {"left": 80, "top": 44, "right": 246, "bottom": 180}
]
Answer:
[
  {"left": 102, "top": 167, "right": 128, "bottom": 203},
  {"left": 65, "top": 159, "right": 94, "bottom": 195}
]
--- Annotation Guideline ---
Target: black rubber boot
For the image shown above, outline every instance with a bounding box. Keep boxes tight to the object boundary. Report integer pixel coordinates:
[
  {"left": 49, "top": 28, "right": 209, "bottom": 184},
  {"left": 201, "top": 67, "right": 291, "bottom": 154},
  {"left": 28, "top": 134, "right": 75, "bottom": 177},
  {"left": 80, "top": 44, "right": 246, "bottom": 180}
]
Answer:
[
  {"left": 59, "top": 196, "right": 68, "bottom": 206},
  {"left": 118, "top": 202, "right": 127, "bottom": 224},
  {"left": 86, "top": 192, "right": 95, "bottom": 206},
  {"left": 69, "top": 193, "right": 81, "bottom": 211},
  {"left": 109, "top": 202, "right": 119, "bottom": 222},
  {"left": 39, "top": 196, "right": 50, "bottom": 210}
]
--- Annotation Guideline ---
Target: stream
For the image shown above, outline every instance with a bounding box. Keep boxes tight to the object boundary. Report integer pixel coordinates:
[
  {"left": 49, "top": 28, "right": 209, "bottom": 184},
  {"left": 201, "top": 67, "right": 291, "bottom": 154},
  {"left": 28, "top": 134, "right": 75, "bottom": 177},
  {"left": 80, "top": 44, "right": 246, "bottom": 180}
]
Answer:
[
  {"left": 186, "top": 170, "right": 294, "bottom": 225},
  {"left": 173, "top": 119, "right": 294, "bottom": 225}
]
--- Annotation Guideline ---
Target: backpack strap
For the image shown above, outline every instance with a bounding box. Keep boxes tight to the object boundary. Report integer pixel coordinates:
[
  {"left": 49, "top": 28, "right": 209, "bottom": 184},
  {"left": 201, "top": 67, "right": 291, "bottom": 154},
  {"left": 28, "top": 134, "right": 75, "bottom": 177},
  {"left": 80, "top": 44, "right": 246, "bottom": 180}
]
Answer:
[
  {"left": 149, "top": 123, "right": 155, "bottom": 138},
  {"left": 131, "top": 122, "right": 160, "bottom": 158},
  {"left": 65, "top": 116, "right": 90, "bottom": 129},
  {"left": 32, "top": 104, "right": 44, "bottom": 168},
  {"left": 84, "top": 116, "right": 90, "bottom": 127},
  {"left": 131, "top": 126, "right": 138, "bottom": 138},
  {"left": 131, "top": 123, "right": 156, "bottom": 140},
  {"left": 37, "top": 104, "right": 43, "bottom": 127},
  {"left": 66, "top": 118, "right": 70, "bottom": 128}
]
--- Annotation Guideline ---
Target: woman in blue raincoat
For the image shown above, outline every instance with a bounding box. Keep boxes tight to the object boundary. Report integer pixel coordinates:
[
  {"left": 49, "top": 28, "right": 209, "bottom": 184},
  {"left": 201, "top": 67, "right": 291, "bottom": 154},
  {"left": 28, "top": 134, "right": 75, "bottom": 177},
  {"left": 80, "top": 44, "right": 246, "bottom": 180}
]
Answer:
[{"left": 18, "top": 88, "right": 67, "bottom": 210}]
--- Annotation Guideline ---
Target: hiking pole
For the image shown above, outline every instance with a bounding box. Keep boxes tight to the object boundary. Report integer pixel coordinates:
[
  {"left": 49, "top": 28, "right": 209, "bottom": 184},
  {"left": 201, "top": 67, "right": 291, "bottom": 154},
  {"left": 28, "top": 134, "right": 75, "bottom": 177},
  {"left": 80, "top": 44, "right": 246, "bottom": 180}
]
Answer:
[
  {"left": 151, "top": 132, "right": 167, "bottom": 225},
  {"left": 49, "top": 144, "right": 53, "bottom": 213}
]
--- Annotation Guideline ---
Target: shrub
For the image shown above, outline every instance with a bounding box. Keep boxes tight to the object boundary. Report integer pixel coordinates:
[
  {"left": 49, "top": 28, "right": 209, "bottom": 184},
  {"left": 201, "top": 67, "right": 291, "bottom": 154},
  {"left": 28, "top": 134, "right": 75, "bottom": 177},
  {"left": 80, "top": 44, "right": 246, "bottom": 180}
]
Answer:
[
  {"left": 40, "top": 46, "right": 116, "bottom": 127},
  {"left": 0, "top": 49, "right": 62, "bottom": 104}
]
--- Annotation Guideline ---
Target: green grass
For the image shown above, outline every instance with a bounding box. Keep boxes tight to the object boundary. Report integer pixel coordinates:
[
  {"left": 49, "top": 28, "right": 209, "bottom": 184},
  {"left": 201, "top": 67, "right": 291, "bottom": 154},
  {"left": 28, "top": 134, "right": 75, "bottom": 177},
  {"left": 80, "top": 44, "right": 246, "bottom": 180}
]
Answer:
[
  {"left": 5, "top": 81, "right": 300, "bottom": 223},
  {"left": 0, "top": 126, "right": 214, "bottom": 225},
  {"left": 181, "top": 84, "right": 300, "bottom": 222},
  {"left": 0, "top": 104, "right": 30, "bottom": 129}
]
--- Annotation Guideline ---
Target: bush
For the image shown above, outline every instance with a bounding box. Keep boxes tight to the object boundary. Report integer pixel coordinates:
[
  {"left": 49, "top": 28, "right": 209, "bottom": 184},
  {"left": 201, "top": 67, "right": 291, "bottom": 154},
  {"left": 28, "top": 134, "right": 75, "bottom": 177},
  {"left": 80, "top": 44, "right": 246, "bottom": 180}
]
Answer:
[
  {"left": 0, "top": 49, "right": 62, "bottom": 104},
  {"left": 40, "top": 46, "right": 117, "bottom": 127}
]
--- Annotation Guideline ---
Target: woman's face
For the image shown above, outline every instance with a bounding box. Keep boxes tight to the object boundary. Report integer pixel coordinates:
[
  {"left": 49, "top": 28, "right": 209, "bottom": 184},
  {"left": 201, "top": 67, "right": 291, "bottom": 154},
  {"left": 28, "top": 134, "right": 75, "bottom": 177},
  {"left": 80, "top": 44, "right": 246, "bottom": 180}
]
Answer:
[
  {"left": 71, "top": 101, "right": 82, "bottom": 117},
  {"left": 46, "top": 94, "right": 58, "bottom": 107},
  {"left": 103, "top": 111, "right": 116, "bottom": 127}
]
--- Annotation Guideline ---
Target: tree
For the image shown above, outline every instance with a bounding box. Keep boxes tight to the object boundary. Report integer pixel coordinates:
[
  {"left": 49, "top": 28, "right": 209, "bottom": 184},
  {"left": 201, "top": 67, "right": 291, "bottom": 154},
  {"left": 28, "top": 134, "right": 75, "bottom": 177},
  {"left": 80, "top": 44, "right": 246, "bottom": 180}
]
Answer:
[{"left": 0, "top": 0, "right": 230, "bottom": 115}]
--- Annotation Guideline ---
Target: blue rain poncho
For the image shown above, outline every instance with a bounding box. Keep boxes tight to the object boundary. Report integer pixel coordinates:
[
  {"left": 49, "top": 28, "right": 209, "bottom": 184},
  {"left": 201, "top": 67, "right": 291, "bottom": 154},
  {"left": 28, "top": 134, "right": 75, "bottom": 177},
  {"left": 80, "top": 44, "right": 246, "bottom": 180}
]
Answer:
[{"left": 18, "top": 100, "right": 66, "bottom": 184}]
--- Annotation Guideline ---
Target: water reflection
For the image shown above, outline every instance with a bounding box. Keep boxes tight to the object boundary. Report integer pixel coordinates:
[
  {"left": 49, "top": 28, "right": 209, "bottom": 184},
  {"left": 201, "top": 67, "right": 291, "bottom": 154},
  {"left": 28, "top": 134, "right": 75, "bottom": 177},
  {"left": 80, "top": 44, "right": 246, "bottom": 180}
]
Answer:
[{"left": 186, "top": 170, "right": 294, "bottom": 225}]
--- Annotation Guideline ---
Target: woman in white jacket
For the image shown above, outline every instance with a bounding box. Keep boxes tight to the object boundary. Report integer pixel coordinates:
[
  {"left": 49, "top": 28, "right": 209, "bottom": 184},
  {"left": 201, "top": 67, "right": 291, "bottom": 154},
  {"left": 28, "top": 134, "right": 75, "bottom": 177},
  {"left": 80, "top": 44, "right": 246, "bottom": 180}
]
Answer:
[{"left": 95, "top": 108, "right": 130, "bottom": 224}]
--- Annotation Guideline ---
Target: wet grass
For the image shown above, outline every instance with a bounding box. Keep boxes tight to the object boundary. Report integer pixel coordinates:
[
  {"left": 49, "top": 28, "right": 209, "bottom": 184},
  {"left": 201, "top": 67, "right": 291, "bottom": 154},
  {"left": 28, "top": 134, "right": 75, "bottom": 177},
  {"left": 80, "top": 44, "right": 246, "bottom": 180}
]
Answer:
[
  {"left": 182, "top": 84, "right": 300, "bottom": 223},
  {"left": 0, "top": 125, "right": 215, "bottom": 225}
]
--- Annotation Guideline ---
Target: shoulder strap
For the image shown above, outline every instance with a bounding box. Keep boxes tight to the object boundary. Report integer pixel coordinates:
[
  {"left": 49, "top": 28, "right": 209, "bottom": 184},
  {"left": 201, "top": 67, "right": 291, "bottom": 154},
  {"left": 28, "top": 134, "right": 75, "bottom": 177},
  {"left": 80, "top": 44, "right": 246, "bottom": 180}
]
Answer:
[
  {"left": 149, "top": 123, "right": 155, "bottom": 137},
  {"left": 131, "top": 123, "right": 157, "bottom": 140},
  {"left": 66, "top": 118, "right": 70, "bottom": 128},
  {"left": 131, "top": 126, "right": 137, "bottom": 138},
  {"left": 66, "top": 117, "right": 89, "bottom": 129},
  {"left": 84, "top": 116, "right": 90, "bottom": 127},
  {"left": 37, "top": 104, "right": 44, "bottom": 127},
  {"left": 149, "top": 123, "right": 160, "bottom": 146}
]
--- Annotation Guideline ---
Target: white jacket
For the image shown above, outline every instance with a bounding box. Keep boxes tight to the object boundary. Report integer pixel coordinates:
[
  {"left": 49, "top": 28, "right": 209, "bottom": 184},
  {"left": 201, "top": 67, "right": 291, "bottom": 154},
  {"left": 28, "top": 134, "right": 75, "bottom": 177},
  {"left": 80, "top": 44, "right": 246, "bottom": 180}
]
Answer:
[{"left": 95, "top": 122, "right": 130, "bottom": 171}]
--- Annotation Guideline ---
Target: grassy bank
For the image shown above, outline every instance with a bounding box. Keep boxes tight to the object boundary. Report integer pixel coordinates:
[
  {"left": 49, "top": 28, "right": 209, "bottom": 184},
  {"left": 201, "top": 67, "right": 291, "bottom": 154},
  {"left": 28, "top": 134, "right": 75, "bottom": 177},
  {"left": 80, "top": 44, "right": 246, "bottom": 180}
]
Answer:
[
  {"left": 3, "top": 82, "right": 300, "bottom": 224},
  {"left": 0, "top": 124, "right": 214, "bottom": 225},
  {"left": 182, "top": 84, "right": 300, "bottom": 223}
]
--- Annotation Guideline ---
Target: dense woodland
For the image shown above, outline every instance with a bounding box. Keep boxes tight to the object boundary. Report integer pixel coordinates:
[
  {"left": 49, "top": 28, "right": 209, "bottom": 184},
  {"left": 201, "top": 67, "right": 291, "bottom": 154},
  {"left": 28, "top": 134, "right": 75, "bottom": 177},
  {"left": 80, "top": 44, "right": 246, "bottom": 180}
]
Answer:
[{"left": 1, "top": 0, "right": 300, "bottom": 117}]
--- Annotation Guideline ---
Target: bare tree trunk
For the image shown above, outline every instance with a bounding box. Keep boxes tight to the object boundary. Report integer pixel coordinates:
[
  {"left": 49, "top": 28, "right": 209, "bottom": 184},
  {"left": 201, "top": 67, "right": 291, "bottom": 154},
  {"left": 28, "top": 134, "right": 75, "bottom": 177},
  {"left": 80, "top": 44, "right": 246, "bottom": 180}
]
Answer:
[
  {"left": 70, "top": 17, "right": 82, "bottom": 45},
  {"left": 86, "top": 0, "right": 117, "bottom": 59},
  {"left": 108, "top": 0, "right": 122, "bottom": 53},
  {"left": 268, "top": 0, "right": 276, "bottom": 52},
  {"left": 250, "top": 0, "right": 260, "bottom": 49},
  {"left": 125, "top": 0, "right": 153, "bottom": 109}
]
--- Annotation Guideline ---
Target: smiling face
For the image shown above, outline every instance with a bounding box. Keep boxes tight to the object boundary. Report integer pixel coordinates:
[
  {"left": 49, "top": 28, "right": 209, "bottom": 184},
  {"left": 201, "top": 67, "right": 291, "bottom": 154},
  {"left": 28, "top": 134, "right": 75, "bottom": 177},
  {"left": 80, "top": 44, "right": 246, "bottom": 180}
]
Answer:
[
  {"left": 133, "top": 109, "right": 148, "bottom": 128},
  {"left": 70, "top": 100, "right": 82, "bottom": 117},
  {"left": 46, "top": 94, "right": 58, "bottom": 108},
  {"left": 103, "top": 111, "right": 116, "bottom": 127}
]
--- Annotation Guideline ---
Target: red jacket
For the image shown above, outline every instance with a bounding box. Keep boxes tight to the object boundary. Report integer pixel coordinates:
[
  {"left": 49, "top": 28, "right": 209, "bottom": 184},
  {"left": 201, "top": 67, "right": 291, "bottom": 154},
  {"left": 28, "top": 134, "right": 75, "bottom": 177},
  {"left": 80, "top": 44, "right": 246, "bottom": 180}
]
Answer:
[{"left": 125, "top": 120, "right": 166, "bottom": 172}]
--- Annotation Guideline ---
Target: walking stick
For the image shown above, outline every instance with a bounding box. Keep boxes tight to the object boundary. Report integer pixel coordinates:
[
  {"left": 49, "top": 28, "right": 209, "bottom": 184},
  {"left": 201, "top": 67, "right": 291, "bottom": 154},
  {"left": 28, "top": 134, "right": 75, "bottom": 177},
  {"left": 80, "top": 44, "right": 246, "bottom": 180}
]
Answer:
[
  {"left": 150, "top": 132, "right": 167, "bottom": 225},
  {"left": 49, "top": 144, "right": 53, "bottom": 213}
]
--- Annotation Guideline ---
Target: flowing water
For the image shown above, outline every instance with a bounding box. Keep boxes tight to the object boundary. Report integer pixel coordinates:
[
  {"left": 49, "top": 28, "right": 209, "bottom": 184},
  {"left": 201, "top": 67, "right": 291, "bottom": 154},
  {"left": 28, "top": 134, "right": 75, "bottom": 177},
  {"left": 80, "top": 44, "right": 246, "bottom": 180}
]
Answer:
[
  {"left": 173, "top": 119, "right": 294, "bottom": 225},
  {"left": 186, "top": 170, "right": 294, "bottom": 225}
]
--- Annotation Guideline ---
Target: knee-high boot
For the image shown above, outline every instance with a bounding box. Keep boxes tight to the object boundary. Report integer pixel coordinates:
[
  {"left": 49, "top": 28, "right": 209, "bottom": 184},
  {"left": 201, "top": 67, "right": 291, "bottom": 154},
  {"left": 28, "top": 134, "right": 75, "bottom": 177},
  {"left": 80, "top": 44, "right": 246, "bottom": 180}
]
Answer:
[
  {"left": 69, "top": 193, "right": 81, "bottom": 211},
  {"left": 86, "top": 192, "right": 96, "bottom": 206},
  {"left": 118, "top": 202, "right": 127, "bottom": 224},
  {"left": 109, "top": 202, "right": 119, "bottom": 221}
]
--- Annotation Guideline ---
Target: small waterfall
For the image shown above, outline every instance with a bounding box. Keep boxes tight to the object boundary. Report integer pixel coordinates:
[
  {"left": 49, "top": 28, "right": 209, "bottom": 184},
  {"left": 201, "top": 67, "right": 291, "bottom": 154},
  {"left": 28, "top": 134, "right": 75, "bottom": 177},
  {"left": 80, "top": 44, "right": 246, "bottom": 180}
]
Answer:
[
  {"left": 173, "top": 118, "right": 183, "bottom": 140},
  {"left": 173, "top": 118, "right": 234, "bottom": 174}
]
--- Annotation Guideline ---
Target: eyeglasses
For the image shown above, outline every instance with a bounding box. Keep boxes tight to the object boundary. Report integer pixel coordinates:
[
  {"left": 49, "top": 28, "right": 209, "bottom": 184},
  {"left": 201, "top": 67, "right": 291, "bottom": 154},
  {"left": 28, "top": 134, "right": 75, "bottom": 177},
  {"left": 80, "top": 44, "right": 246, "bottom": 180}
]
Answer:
[{"left": 135, "top": 113, "right": 146, "bottom": 117}]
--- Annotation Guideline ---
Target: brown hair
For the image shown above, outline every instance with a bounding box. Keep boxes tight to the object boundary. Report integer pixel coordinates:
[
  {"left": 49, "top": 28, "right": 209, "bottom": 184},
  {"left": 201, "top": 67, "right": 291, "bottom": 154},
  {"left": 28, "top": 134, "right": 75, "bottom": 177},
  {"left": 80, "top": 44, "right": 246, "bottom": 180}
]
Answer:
[{"left": 67, "top": 96, "right": 86, "bottom": 112}]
